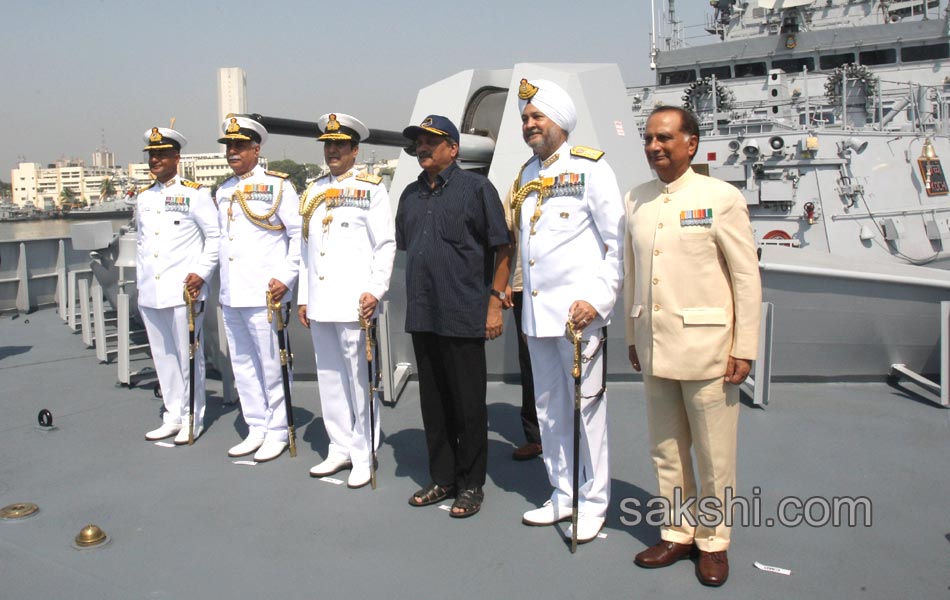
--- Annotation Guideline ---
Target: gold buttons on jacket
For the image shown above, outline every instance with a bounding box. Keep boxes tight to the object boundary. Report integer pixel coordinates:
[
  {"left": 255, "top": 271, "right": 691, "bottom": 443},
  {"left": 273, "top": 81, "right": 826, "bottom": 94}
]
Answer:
[
  {"left": 657, "top": 223, "right": 664, "bottom": 229},
  {"left": 652, "top": 277, "right": 659, "bottom": 285},
  {"left": 153, "top": 253, "right": 159, "bottom": 258},
  {"left": 320, "top": 251, "right": 325, "bottom": 256},
  {"left": 653, "top": 304, "right": 660, "bottom": 311},
  {"left": 155, "top": 275, "right": 161, "bottom": 280},
  {"left": 229, "top": 257, "right": 234, "bottom": 262},
  {"left": 663, "top": 197, "right": 671, "bottom": 203},
  {"left": 528, "top": 259, "right": 535, "bottom": 266},
  {"left": 531, "top": 290, "right": 538, "bottom": 297},
  {"left": 654, "top": 249, "right": 661, "bottom": 256},
  {"left": 319, "top": 276, "right": 324, "bottom": 280}
]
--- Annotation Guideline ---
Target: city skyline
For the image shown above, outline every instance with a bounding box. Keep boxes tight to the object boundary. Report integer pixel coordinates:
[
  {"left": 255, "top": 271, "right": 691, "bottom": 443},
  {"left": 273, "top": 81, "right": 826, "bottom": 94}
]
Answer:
[{"left": 1, "top": 0, "right": 715, "bottom": 173}]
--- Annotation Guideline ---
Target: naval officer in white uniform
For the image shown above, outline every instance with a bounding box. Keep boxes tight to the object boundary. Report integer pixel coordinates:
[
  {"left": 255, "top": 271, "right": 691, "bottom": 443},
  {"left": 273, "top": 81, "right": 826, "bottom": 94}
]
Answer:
[
  {"left": 138, "top": 126, "right": 220, "bottom": 444},
  {"left": 513, "top": 79, "right": 624, "bottom": 543},
  {"left": 215, "top": 116, "right": 302, "bottom": 463},
  {"left": 297, "top": 113, "right": 395, "bottom": 488}
]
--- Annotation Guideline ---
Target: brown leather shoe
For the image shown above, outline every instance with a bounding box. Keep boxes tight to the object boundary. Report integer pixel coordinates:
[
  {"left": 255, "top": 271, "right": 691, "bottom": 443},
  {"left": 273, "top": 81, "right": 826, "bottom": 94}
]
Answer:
[
  {"left": 512, "top": 442, "right": 543, "bottom": 461},
  {"left": 696, "top": 550, "right": 729, "bottom": 586},
  {"left": 634, "top": 540, "right": 696, "bottom": 568}
]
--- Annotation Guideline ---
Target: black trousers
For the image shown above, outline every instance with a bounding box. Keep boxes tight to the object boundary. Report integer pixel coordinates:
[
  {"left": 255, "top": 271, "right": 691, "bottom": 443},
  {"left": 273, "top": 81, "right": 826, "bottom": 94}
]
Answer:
[
  {"left": 513, "top": 291, "right": 540, "bottom": 445},
  {"left": 411, "top": 333, "right": 488, "bottom": 489}
]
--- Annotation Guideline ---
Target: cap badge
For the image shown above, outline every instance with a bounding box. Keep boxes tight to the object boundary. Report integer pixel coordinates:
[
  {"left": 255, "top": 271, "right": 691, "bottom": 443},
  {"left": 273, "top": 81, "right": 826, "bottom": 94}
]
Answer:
[
  {"left": 326, "top": 114, "right": 341, "bottom": 132},
  {"left": 518, "top": 78, "right": 539, "bottom": 100},
  {"left": 421, "top": 117, "right": 433, "bottom": 127},
  {"left": 149, "top": 127, "right": 163, "bottom": 143},
  {"left": 226, "top": 117, "right": 240, "bottom": 134}
]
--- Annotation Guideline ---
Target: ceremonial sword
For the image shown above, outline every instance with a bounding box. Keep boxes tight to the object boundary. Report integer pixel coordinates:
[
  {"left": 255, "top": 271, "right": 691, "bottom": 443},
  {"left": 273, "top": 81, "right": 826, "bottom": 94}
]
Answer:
[{"left": 267, "top": 291, "right": 297, "bottom": 458}]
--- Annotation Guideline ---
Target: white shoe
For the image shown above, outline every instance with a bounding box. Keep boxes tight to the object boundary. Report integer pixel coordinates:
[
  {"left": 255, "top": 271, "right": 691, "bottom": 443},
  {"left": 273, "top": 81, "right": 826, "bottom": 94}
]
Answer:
[
  {"left": 309, "top": 456, "right": 353, "bottom": 477},
  {"left": 566, "top": 515, "right": 605, "bottom": 544},
  {"left": 173, "top": 424, "right": 204, "bottom": 445},
  {"left": 253, "top": 440, "right": 287, "bottom": 463},
  {"left": 347, "top": 465, "right": 372, "bottom": 489},
  {"left": 145, "top": 423, "right": 182, "bottom": 441},
  {"left": 522, "top": 500, "right": 573, "bottom": 526},
  {"left": 228, "top": 434, "right": 265, "bottom": 457}
]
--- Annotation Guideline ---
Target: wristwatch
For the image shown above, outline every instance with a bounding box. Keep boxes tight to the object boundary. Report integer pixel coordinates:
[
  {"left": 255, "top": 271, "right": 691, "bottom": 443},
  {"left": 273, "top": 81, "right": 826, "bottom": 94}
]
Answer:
[{"left": 490, "top": 289, "right": 507, "bottom": 301}]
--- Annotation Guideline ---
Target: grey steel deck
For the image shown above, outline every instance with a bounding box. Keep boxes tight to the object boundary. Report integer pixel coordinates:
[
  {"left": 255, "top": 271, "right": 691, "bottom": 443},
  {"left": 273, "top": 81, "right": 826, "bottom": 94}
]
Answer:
[{"left": 1, "top": 308, "right": 948, "bottom": 599}]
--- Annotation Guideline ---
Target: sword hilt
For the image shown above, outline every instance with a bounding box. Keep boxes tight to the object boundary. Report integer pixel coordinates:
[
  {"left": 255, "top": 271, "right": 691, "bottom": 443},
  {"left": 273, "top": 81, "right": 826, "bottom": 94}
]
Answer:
[
  {"left": 183, "top": 285, "right": 197, "bottom": 356},
  {"left": 359, "top": 313, "right": 374, "bottom": 363},
  {"left": 567, "top": 320, "right": 582, "bottom": 379}
]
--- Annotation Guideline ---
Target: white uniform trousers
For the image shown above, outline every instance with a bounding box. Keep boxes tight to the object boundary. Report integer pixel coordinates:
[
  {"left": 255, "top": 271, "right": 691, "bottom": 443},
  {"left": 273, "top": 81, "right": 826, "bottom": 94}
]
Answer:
[
  {"left": 221, "top": 305, "right": 288, "bottom": 442},
  {"left": 643, "top": 374, "right": 739, "bottom": 552},
  {"left": 139, "top": 305, "right": 206, "bottom": 427},
  {"left": 310, "top": 322, "right": 380, "bottom": 467},
  {"left": 527, "top": 335, "right": 610, "bottom": 518}
]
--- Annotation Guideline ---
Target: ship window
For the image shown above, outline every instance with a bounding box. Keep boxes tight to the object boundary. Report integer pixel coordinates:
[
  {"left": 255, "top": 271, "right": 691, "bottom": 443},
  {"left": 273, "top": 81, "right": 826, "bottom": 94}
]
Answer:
[
  {"left": 659, "top": 69, "right": 696, "bottom": 85},
  {"left": 800, "top": 111, "right": 836, "bottom": 125},
  {"left": 819, "top": 53, "right": 854, "bottom": 70},
  {"left": 735, "top": 62, "right": 767, "bottom": 78},
  {"left": 700, "top": 65, "right": 732, "bottom": 80},
  {"left": 771, "top": 57, "right": 814, "bottom": 73},
  {"left": 901, "top": 43, "right": 950, "bottom": 63},
  {"left": 859, "top": 49, "right": 896, "bottom": 66}
]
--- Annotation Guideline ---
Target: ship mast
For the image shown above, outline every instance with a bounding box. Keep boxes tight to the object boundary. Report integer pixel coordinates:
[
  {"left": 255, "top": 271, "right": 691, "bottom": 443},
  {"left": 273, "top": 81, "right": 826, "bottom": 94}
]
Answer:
[
  {"left": 650, "top": 0, "right": 658, "bottom": 69},
  {"left": 667, "top": 0, "right": 684, "bottom": 50}
]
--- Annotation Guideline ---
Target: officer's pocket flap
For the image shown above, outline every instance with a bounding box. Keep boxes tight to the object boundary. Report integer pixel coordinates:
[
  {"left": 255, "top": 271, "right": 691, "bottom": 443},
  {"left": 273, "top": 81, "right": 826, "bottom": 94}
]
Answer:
[
  {"left": 629, "top": 304, "right": 643, "bottom": 318},
  {"left": 681, "top": 307, "right": 727, "bottom": 325}
]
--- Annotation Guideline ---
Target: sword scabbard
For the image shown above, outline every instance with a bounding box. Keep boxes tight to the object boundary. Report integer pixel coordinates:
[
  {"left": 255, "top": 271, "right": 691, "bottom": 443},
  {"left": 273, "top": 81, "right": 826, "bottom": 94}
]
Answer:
[{"left": 288, "top": 425, "right": 297, "bottom": 458}]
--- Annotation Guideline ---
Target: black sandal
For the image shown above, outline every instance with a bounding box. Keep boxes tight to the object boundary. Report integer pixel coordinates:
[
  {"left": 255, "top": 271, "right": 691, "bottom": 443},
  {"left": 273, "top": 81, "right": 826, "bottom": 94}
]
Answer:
[
  {"left": 449, "top": 487, "right": 483, "bottom": 518},
  {"left": 408, "top": 482, "right": 456, "bottom": 507}
]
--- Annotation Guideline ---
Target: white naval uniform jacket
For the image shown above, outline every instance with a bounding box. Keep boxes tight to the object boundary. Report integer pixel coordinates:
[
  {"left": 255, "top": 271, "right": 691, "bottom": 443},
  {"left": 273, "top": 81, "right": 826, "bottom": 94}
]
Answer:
[
  {"left": 297, "top": 169, "right": 396, "bottom": 322},
  {"left": 135, "top": 176, "right": 220, "bottom": 309},
  {"left": 623, "top": 167, "right": 762, "bottom": 380},
  {"left": 215, "top": 165, "right": 302, "bottom": 307},
  {"left": 518, "top": 142, "right": 625, "bottom": 338}
]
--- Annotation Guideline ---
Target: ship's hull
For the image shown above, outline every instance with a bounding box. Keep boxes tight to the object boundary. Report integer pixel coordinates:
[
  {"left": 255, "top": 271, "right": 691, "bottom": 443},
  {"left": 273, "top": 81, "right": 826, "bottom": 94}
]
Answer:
[
  {"left": 64, "top": 208, "right": 133, "bottom": 220},
  {"left": 758, "top": 246, "right": 949, "bottom": 378}
]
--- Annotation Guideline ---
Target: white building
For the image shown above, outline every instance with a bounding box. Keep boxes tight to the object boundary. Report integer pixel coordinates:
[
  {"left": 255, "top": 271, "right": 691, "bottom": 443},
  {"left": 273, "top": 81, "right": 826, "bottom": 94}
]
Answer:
[
  {"left": 217, "top": 67, "right": 247, "bottom": 150},
  {"left": 11, "top": 160, "right": 128, "bottom": 210},
  {"left": 179, "top": 153, "right": 235, "bottom": 188},
  {"left": 92, "top": 149, "right": 115, "bottom": 168},
  {"left": 11, "top": 163, "right": 40, "bottom": 209}
]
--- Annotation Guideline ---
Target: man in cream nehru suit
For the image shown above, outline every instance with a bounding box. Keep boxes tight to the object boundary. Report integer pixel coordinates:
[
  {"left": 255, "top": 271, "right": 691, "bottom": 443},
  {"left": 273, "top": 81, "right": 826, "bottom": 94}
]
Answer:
[
  {"left": 513, "top": 78, "right": 624, "bottom": 544},
  {"left": 297, "top": 113, "right": 395, "bottom": 488},
  {"left": 626, "top": 106, "right": 761, "bottom": 586},
  {"left": 138, "top": 125, "right": 220, "bottom": 444},
  {"left": 216, "top": 115, "right": 302, "bottom": 463}
]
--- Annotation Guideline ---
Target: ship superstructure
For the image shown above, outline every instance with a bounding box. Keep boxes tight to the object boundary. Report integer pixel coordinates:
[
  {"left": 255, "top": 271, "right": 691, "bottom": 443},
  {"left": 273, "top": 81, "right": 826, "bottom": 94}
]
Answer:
[{"left": 633, "top": 0, "right": 950, "bottom": 267}]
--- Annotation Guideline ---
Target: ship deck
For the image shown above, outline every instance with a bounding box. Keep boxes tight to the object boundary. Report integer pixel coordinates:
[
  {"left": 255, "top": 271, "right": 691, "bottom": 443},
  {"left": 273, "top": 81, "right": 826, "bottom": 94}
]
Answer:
[{"left": 1, "top": 307, "right": 948, "bottom": 599}]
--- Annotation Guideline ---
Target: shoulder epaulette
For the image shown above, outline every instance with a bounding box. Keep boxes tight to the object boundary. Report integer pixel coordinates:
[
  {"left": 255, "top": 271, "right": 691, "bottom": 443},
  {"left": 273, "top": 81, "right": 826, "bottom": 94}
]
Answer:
[
  {"left": 571, "top": 146, "right": 605, "bottom": 161},
  {"left": 181, "top": 179, "right": 203, "bottom": 189},
  {"left": 266, "top": 170, "right": 290, "bottom": 179},
  {"left": 139, "top": 181, "right": 159, "bottom": 194},
  {"left": 356, "top": 172, "right": 383, "bottom": 185}
]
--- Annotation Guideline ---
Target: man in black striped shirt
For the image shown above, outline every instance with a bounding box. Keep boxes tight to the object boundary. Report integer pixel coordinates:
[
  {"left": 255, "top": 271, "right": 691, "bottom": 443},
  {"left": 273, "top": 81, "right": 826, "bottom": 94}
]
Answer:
[{"left": 395, "top": 115, "right": 511, "bottom": 518}]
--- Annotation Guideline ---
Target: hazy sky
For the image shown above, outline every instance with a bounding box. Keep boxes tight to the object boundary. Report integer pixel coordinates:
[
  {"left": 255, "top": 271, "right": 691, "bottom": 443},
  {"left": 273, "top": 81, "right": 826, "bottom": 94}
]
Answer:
[{"left": 2, "top": 0, "right": 714, "bottom": 173}]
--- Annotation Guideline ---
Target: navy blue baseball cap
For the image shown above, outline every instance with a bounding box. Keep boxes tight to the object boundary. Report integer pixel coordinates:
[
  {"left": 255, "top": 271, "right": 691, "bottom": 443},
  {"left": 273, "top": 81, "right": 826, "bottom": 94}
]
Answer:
[{"left": 402, "top": 115, "right": 460, "bottom": 144}]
